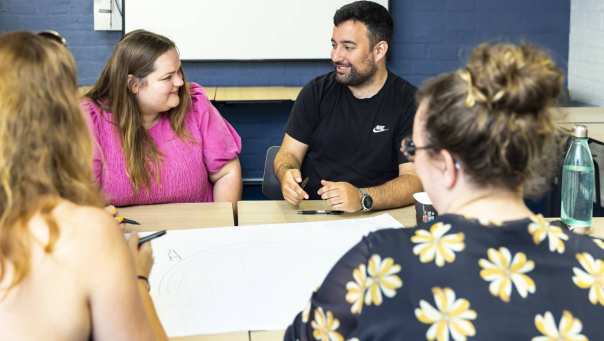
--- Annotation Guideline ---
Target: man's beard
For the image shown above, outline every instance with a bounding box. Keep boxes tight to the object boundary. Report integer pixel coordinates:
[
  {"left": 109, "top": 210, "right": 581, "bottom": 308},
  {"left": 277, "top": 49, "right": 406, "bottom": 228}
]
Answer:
[{"left": 334, "top": 60, "right": 377, "bottom": 86}]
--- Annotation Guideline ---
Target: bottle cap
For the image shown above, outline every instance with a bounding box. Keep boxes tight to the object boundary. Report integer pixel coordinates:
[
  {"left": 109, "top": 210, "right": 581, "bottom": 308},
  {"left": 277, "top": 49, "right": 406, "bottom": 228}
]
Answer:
[{"left": 573, "top": 125, "right": 588, "bottom": 138}]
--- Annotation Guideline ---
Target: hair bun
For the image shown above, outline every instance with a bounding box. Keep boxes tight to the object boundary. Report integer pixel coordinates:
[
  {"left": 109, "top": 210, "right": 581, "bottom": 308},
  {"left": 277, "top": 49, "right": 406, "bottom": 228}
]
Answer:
[{"left": 465, "top": 43, "right": 563, "bottom": 114}]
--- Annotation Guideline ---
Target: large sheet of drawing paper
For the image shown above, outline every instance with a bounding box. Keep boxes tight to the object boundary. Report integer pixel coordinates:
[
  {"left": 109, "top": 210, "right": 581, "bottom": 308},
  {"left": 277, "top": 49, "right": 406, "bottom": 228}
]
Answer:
[{"left": 148, "top": 214, "right": 403, "bottom": 336}]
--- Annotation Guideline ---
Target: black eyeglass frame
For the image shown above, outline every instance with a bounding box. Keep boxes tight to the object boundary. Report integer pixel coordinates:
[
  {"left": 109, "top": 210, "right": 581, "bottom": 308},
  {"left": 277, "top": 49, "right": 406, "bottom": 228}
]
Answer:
[{"left": 37, "top": 30, "right": 67, "bottom": 46}]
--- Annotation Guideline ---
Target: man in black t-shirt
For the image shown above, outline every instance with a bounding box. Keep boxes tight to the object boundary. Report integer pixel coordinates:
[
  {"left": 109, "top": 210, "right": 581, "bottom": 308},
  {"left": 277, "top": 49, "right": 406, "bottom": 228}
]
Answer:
[{"left": 274, "top": 1, "right": 421, "bottom": 212}]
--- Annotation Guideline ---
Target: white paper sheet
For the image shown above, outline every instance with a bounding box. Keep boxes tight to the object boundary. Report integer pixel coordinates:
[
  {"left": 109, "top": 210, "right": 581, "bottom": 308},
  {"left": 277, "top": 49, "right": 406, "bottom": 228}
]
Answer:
[{"left": 148, "top": 213, "right": 403, "bottom": 336}]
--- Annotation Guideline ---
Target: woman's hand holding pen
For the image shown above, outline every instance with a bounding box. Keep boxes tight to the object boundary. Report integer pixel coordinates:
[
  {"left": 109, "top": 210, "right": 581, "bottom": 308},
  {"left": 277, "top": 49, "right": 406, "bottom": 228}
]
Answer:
[
  {"left": 104, "top": 205, "right": 141, "bottom": 228},
  {"left": 127, "top": 232, "right": 154, "bottom": 281},
  {"left": 105, "top": 205, "right": 125, "bottom": 227}
]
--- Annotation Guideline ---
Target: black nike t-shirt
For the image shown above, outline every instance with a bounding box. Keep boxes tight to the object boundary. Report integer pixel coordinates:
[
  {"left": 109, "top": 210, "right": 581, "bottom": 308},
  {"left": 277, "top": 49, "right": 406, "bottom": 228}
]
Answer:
[{"left": 285, "top": 71, "right": 417, "bottom": 199}]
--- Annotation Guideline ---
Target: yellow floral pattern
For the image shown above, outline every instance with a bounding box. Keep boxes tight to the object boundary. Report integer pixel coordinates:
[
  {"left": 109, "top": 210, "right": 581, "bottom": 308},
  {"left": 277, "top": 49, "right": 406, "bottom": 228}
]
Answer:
[
  {"left": 311, "top": 307, "right": 344, "bottom": 341},
  {"left": 479, "top": 247, "right": 536, "bottom": 302},
  {"left": 345, "top": 255, "right": 402, "bottom": 314},
  {"left": 367, "top": 255, "right": 403, "bottom": 305},
  {"left": 289, "top": 216, "right": 604, "bottom": 340},
  {"left": 345, "top": 264, "right": 369, "bottom": 314},
  {"left": 415, "top": 287, "right": 477, "bottom": 341},
  {"left": 532, "top": 310, "right": 588, "bottom": 341},
  {"left": 528, "top": 214, "right": 568, "bottom": 254},
  {"left": 411, "top": 222, "right": 465, "bottom": 267},
  {"left": 572, "top": 252, "right": 604, "bottom": 306}
]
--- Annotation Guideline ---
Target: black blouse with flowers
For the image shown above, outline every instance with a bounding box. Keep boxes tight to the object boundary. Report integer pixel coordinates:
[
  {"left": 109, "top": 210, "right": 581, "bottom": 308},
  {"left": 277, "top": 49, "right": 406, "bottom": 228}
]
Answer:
[{"left": 284, "top": 214, "right": 604, "bottom": 341}]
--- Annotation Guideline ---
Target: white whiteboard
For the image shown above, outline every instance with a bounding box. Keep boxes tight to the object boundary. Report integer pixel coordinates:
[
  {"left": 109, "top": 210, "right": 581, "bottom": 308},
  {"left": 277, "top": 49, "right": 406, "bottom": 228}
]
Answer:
[{"left": 124, "top": 0, "right": 389, "bottom": 61}]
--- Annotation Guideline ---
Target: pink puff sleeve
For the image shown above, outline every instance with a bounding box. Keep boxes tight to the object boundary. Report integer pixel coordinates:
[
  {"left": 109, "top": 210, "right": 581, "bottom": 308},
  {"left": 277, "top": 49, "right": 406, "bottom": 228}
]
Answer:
[
  {"left": 189, "top": 83, "right": 242, "bottom": 174},
  {"left": 80, "top": 98, "right": 107, "bottom": 187}
]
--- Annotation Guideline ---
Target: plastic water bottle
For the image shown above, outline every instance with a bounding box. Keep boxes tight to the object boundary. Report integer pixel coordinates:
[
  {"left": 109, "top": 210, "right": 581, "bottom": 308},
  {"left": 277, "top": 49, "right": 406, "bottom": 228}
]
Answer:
[{"left": 561, "top": 125, "right": 595, "bottom": 229}]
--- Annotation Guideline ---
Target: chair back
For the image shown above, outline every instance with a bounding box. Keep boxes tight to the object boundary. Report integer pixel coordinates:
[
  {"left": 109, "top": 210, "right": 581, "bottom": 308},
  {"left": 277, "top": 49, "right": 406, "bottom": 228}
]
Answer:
[{"left": 262, "top": 146, "right": 283, "bottom": 200}]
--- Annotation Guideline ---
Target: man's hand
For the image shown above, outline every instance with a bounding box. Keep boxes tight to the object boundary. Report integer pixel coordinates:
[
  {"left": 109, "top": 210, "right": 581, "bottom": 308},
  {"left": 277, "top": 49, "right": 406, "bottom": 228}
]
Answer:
[
  {"left": 280, "top": 168, "right": 309, "bottom": 206},
  {"left": 317, "top": 180, "right": 362, "bottom": 213}
]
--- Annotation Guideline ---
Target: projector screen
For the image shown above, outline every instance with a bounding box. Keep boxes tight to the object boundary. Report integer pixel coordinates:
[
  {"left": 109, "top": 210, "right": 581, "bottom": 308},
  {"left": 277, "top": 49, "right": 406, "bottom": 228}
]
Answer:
[{"left": 124, "top": 0, "right": 389, "bottom": 61}]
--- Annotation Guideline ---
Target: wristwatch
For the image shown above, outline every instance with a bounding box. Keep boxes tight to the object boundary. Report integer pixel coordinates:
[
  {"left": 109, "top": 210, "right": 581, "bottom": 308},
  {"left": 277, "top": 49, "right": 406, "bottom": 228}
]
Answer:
[{"left": 359, "top": 188, "right": 373, "bottom": 212}]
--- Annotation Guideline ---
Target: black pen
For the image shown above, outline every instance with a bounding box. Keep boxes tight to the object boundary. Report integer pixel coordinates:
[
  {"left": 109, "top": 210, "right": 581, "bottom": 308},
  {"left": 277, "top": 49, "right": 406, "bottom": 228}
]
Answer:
[
  {"left": 137, "top": 230, "right": 167, "bottom": 247},
  {"left": 300, "top": 177, "right": 309, "bottom": 189},
  {"left": 117, "top": 216, "right": 141, "bottom": 225},
  {"left": 297, "top": 210, "right": 343, "bottom": 215}
]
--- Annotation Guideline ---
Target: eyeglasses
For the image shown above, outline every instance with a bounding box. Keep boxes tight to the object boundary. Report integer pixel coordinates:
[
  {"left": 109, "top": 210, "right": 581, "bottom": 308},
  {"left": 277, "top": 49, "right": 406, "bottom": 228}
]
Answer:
[
  {"left": 37, "top": 30, "right": 67, "bottom": 46},
  {"left": 400, "top": 136, "right": 436, "bottom": 160}
]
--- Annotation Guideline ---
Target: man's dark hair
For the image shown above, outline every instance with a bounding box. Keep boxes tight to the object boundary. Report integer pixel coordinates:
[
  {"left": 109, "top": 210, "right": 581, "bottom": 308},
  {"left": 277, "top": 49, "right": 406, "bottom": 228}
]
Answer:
[{"left": 333, "top": 1, "right": 393, "bottom": 47}]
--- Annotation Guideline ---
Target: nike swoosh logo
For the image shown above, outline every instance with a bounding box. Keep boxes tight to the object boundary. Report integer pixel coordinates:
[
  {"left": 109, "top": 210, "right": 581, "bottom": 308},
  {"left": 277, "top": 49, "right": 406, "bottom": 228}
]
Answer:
[{"left": 372, "top": 127, "right": 389, "bottom": 133}]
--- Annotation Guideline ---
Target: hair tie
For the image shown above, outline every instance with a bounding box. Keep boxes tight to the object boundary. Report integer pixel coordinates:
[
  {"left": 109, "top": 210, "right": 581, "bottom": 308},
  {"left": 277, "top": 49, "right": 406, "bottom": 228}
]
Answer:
[{"left": 137, "top": 275, "right": 150, "bottom": 291}]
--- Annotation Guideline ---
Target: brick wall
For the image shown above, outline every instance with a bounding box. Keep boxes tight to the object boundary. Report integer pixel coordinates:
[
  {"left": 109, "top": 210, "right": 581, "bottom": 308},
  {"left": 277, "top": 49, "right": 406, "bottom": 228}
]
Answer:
[
  {"left": 0, "top": 0, "right": 569, "bottom": 87},
  {"left": 393, "top": 0, "right": 569, "bottom": 86},
  {"left": 0, "top": 0, "right": 571, "bottom": 195},
  {"left": 569, "top": 0, "right": 604, "bottom": 105}
]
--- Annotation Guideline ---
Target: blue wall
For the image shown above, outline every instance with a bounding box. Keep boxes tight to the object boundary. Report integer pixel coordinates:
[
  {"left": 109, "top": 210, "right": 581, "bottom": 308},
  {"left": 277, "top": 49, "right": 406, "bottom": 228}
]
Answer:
[
  {"left": 0, "top": 0, "right": 570, "bottom": 86},
  {"left": 0, "top": 0, "right": 570, "bottom": 199}
]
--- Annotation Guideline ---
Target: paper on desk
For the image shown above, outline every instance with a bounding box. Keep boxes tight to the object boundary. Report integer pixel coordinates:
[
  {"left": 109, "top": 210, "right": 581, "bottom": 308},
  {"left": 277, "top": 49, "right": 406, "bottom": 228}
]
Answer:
[{"left": 148, "top": 213, "right": 402, "bottom": 337}]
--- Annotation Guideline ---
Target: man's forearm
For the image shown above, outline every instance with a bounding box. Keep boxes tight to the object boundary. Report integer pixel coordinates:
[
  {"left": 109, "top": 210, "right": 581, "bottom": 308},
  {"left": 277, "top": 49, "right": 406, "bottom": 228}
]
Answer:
[
  {"left": 366, "top": 173, "right": 422, "bottom": 210},
  {"left": 274, "top": 150, "right": 302, "bottom": 183}
]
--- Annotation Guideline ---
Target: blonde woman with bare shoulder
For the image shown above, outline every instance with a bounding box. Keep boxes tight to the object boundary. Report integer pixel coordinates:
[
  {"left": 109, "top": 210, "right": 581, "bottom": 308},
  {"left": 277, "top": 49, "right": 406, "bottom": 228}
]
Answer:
[{"left": 0, "top": 32, "right": 167, "bottom": 341}]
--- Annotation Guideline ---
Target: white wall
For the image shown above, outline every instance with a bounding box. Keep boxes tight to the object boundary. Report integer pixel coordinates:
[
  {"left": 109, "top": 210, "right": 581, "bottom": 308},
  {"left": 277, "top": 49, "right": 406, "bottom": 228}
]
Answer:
[
  {"left": 124, "top": 0, "right": 388, "bottom": 61},
  {"left": 569, "top": 0, "right": 604, "bottom": 105}
]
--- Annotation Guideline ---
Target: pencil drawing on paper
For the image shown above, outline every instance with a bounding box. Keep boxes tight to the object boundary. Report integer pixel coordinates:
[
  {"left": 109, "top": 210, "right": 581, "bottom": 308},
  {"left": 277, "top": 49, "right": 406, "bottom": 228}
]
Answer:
[{"left": 168, "top": 248, "right": 182, "bottom": 262}]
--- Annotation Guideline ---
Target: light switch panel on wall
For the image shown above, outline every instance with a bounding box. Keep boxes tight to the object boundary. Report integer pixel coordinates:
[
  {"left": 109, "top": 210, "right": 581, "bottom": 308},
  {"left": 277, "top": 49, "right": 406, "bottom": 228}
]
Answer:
[{"left": 94, "top": 0, "right": 122, "bottom": 31}]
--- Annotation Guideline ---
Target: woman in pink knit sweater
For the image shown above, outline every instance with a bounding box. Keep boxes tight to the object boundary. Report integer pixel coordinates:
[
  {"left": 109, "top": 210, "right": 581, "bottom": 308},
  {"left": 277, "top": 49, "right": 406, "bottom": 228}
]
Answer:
[{"left": 82, "top": 30, "right": 242, "bottom": 206}]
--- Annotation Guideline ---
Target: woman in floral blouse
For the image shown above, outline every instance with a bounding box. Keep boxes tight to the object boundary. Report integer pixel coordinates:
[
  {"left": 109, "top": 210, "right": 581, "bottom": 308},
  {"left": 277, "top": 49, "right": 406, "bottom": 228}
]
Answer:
[{"left": 285, "top": 42, "right": 604, "bottom": 341}]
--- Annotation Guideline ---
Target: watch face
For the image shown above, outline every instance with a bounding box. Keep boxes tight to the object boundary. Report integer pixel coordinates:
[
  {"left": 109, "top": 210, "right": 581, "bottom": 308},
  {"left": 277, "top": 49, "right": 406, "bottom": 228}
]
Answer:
[{"left": 363, "top": 194, "right": 373, "bottom": 210}]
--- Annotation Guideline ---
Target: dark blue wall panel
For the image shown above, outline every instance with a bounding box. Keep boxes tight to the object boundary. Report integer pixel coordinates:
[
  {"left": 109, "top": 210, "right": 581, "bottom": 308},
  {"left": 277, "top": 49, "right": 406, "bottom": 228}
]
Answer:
[{"left": 0, "top": 0, "right": 570, "bottom": 86}]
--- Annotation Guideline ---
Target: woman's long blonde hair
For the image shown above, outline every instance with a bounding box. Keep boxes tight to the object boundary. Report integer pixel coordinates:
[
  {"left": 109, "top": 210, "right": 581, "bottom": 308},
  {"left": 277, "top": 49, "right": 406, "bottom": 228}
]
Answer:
[
  {"left": 86, "top": 30, "right": 192, "bottom": 191},
  {"left": 0, "top": 32, "right": 104, "bottom": 291}
]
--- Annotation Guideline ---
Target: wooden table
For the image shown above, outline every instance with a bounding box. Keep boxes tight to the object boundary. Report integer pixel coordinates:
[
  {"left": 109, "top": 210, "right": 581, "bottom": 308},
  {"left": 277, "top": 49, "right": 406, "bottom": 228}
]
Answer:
[
  {"left": 170, "top": 332, "right": 249, "bottom": 341},
  {"left": 560, "top": 107, "right": 604, "bottom": 122},
  {"left": 237, "top": 200, "right": 416, "bottom": 227},
  {"left": 238, "top": 200, "right": 604, "bottom": 237},
  {"left": 214, "top": 86, "right": 301, "bottom": 101},
  {"left": 558, "top": 107, "right": 604, "bottom": 142},
  {"left": 203, "top": 87, "right": 217, "bottom": 101},
  {"left": 118, "top": 202, "right": 235, "bottom": 231},
  {"left": 249, "top": 330, "right": 285, "bottom": 341}
]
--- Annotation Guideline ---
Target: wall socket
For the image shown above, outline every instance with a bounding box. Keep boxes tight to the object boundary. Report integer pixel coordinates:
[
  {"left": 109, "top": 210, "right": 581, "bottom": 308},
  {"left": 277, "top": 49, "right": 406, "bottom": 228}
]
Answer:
[{"left": 94, "top": 0, "right": 122, "bottom": 31}]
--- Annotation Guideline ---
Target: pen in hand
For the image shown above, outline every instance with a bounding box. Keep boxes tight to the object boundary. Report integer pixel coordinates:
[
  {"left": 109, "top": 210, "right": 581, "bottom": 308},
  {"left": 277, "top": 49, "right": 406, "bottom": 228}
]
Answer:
[
  {"left": 116, "top": 216, "right": 141, "bottom": 225},
  {"left": 137, "top": 230, "right": 167, "bottom": 247},
  {"left": 300, "top": 177, "right": 309, "bottom": 189}
]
